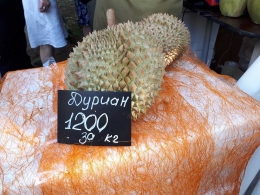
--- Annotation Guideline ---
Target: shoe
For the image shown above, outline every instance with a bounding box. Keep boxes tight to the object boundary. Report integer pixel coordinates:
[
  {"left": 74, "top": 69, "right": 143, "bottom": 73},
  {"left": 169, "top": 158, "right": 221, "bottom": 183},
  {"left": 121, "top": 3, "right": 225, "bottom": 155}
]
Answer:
[{"left": 43, "top": 56, "right": 57, "bottom": 67}]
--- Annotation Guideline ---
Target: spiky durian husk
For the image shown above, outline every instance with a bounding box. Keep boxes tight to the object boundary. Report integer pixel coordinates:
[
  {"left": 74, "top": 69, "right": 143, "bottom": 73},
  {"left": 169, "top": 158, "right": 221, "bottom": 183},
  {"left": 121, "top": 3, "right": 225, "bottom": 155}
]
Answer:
[
  {"left": 65, "top": 22, "right": 166, "bottom": 119},
  {"left": 139, "top": 13, "right": 191, "bottom": 65}
]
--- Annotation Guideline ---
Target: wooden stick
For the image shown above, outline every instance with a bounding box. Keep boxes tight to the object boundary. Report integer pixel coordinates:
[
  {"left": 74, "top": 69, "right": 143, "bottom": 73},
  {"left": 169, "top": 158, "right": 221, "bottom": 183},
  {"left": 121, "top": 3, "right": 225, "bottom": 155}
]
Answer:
[{"left": 106, "top": 9, "right": 115, "bottom": 27}]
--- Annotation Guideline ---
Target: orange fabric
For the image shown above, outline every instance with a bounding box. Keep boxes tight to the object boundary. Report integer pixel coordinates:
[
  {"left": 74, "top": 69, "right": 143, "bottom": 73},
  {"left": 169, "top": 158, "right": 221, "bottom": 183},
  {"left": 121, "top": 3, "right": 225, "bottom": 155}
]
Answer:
[{"left": 0, "top": 54, "right": 260, "bottom": 194}]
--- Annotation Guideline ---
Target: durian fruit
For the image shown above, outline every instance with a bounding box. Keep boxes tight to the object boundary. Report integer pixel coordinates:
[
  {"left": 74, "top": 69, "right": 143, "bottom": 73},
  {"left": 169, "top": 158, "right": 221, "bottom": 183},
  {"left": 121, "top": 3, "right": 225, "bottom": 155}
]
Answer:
[
  {"left": 65, "top": 22, "right": 166, "bottom": 119},
  {"left": 139, "top": 13, "right": 191, "bottom": 65}
]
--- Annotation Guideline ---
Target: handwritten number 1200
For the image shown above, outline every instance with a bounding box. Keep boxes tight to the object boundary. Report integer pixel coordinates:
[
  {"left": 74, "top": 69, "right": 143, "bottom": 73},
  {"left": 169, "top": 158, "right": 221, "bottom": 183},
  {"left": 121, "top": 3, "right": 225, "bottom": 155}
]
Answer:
[{"left": 65, "top": 112, "right": 108, "bottom": 133}]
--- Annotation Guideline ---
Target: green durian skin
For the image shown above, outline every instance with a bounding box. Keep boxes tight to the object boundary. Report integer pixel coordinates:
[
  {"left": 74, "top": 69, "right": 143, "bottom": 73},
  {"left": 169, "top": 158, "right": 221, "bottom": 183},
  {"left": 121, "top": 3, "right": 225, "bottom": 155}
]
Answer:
[
  {"left": 140, "top": 13, "right": 191, "bottom": 64},
  {"left": 65, "top": 14, "right": 191, "bottom": 119},
  {"left": 65, "top": 22, "right": 166, "bottom": 119}
]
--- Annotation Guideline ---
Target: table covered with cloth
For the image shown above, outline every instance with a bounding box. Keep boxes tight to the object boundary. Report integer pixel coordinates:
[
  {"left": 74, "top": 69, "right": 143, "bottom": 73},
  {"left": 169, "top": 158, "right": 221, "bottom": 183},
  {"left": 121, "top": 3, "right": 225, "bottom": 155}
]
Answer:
[{"left": 0, "top": 53, "right": 260, "bottom": 194}]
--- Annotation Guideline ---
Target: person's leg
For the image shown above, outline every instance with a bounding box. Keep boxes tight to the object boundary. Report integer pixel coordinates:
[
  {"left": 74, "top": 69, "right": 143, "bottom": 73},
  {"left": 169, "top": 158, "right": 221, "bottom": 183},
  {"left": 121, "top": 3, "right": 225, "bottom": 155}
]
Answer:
[
  {"left": 40, "top": 44, "right": 56, "bottom": 66},
  {"left": 74, "top": 0, "right": 92, "bottom": 36}
]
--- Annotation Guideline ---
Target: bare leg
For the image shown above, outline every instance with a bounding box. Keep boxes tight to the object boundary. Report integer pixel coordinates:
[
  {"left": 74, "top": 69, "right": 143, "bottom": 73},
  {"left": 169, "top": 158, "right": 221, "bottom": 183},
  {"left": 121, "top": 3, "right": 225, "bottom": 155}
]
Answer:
[
  {"left": 40, "top": 44, "right": 55, "bottom": 65},
  {"left": 82, "top": 26, "right": 91, "bottom": 36}
]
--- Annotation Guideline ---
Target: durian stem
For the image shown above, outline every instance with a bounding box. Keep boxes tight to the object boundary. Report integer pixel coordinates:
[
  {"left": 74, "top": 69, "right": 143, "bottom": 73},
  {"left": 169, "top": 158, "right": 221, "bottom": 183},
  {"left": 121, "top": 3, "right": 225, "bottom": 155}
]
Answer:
[{"left": 106, "top": 9, "right": 116, "bottom": 27}]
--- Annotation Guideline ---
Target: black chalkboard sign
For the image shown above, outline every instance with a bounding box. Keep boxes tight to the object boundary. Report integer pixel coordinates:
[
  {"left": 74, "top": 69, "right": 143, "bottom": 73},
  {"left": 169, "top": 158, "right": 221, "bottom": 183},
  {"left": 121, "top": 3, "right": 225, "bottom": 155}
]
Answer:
[{"left": 57, "top": 90, "right": 131, "bottom": 146}]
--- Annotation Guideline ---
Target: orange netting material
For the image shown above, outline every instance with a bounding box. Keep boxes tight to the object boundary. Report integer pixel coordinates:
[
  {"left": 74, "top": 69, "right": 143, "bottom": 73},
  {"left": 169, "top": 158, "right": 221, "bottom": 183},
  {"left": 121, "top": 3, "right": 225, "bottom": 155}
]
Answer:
[{"left": 0, "top": 52, "right": 260, "bottom": 194}]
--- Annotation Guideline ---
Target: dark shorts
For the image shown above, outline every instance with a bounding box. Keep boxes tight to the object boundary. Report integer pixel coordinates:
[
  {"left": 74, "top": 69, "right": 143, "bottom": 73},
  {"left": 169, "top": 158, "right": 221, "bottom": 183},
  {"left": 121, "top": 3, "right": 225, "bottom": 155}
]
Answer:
[
  {"left": 0, "top": 0, "right": 32, "bottom": 75},
  {"left": 74, "top": 0, "right": 90, "bottom": 26}
]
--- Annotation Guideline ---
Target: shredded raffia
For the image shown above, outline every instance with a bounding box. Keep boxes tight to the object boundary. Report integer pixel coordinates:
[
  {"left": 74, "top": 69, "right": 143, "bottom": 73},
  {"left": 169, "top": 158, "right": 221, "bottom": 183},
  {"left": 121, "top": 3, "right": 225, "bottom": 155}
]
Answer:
[{"left": 0, "top": 52, "right": 260, "bottom": 194}]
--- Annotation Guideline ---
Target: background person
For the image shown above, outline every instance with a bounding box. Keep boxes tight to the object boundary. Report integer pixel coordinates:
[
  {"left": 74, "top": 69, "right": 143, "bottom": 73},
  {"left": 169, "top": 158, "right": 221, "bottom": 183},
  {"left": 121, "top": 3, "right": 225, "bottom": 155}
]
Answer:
[
  {"left": 22, "top": 0, "right": 68, "bottom": 67},
  {"left": 74, "top": 0, "right": 92, "bottom": 36}
]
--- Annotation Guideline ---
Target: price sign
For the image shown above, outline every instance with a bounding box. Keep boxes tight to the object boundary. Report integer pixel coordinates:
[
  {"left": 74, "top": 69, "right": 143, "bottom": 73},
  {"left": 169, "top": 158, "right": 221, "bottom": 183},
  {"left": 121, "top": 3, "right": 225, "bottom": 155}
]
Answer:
[{"left": 57, "top": 90, "right": 131, "bottom": 146}]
